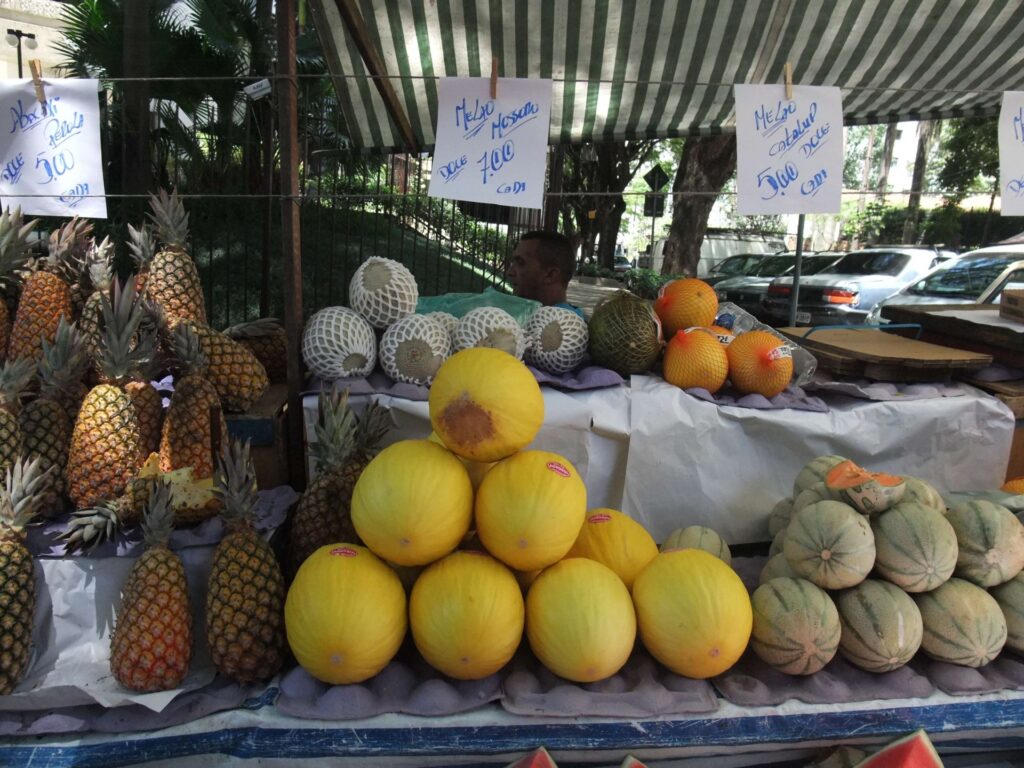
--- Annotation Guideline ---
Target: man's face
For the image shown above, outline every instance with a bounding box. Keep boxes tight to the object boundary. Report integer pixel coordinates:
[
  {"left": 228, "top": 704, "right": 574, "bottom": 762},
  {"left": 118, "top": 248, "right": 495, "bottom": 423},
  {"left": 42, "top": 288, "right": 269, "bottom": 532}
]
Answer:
[{"left": 506, "top": 240, "right": 551, "bottom": 298}]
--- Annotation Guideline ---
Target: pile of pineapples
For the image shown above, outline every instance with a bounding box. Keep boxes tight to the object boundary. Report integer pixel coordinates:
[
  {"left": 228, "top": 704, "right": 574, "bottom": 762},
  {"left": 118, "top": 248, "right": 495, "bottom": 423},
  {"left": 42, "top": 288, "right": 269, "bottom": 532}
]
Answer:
[{"left": 0, "top": 190, "right": 297, "bottom": 695}]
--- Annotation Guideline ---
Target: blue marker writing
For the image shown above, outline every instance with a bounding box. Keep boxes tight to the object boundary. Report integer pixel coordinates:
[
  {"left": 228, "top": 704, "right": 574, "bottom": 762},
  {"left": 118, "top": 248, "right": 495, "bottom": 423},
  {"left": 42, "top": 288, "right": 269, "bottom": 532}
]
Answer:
[
  {"left": 1, "top": 153, "right": 24, "bottom": 184},
  {"left": 455, "top": 97, "right": 494, "bottom": 140}
]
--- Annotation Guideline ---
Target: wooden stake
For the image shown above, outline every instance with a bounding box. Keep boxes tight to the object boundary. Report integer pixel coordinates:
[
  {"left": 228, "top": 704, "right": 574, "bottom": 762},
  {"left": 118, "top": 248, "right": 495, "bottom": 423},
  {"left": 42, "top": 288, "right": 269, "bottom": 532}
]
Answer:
[
  {"left": 490, "top": 56, "right": 499, "bottom": 100},
  {"left": 784, "top": 61, "right": 793, "bottom": 100}
]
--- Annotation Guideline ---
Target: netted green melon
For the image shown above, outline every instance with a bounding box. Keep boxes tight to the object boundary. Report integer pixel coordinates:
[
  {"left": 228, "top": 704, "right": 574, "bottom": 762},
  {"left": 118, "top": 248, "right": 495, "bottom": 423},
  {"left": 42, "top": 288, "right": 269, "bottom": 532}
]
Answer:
[
  {"left": 379, "top": 313, "right": 451, "bottom": 385},
  {"left": 587, "top": 293, "right": 662, "bottom": 376}
]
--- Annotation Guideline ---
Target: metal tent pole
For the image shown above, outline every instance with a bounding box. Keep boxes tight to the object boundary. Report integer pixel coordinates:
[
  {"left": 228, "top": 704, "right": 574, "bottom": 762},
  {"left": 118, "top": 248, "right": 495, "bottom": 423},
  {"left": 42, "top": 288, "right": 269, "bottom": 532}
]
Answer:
[{"left": 788, "top": 213, "right": 805, "bottom": 327}]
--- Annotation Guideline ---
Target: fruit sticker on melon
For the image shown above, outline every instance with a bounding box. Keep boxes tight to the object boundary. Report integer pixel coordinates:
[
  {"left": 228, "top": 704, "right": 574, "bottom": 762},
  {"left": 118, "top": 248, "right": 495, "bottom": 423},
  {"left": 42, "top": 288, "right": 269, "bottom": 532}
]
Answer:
[
  {"left": 429, "top": 348, "right": 544, "bottom": 463},
  {"left": 351, "top": 439, "right": 473, "bottom": 566},
  {"left": 631, "top": 548, "right": 752, "bottom": 679},
  {"left": 661, "top": 328, "right": 729, "bottom": 394},
  {"left": 285, "top": 544, "right": 406, "bottom": 685},
  {"left": 825, "top": 459, "right": 906, "bottom": 515},
  {"left": 475, "top": 450, "right": 586, "bottom": 571},
  {"left": 654, "top": 278, "right": 718, "bottom": 338},
  {"left": 726, "top": 330, "right": 794, "bottom": 398}
]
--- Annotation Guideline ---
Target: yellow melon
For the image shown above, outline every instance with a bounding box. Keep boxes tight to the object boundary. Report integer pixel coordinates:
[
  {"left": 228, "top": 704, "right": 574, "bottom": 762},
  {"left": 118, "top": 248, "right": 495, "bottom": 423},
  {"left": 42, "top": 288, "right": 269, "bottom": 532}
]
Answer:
[
  {"left": 632, "top": 548, "right": 752, "bottom": 678},
  {"left": 726, "top": 330, "right": 794, "bottom": 397},
  {"left": 1003, "top": 477, "right": 1024, "bottom": 494},
  {"left": 285, "top": 544, "right": 406, "bottom": 684},
  {"left": 429, "top": 348, "right": 544, "bottom": 462},
  {"left": 351, "top": 439, "right": 473, "bottom": 566},
  {"left": 409, "top": 551, "right": 525, "bottom": 680},
  {"left": 428, "top": 431, "right": 495, "bottom": 490},
  {"left": 653, "top": 278, "right": 718, "bottom": 338},
  {"left": 526, "top": 558, "right": 636, "bottom": 682},
  {"left": 567, "top": 508, "right": 659, "bottom": 588},
  {"left": 475, "top": 450, "right": 587, "bottom": 571},
  {"left": 662, "top": 328, "right": 729, "bottom": 394}
]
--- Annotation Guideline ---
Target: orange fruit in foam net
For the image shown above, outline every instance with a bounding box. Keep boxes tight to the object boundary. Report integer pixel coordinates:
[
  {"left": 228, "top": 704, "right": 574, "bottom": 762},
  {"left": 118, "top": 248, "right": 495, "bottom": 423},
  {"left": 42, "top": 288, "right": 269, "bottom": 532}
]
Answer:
[
  {"left": 654, "top": 279, "right": 718, "bottom": 338},
  {"left": 662, "top": 328, "right": 729, "bottom": 394},
  {"left": 1003, "top": 477, "right": 1024, "bottom": 494},
  {"left": 726, "top": 330, "right": 794, "bottom": 397}
]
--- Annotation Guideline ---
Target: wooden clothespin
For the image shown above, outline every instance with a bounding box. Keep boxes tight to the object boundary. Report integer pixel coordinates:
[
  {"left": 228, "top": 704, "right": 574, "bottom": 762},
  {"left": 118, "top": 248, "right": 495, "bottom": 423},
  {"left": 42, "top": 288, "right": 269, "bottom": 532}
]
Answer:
[
  {"left": 28, "top": 60, "right": 46, "bottom": 114},
  {"left": 783, "top": 61, "right": 793, "bottom": 101},
  {"left": 490, "top": 56, "right": 499, "bottom": 100}
]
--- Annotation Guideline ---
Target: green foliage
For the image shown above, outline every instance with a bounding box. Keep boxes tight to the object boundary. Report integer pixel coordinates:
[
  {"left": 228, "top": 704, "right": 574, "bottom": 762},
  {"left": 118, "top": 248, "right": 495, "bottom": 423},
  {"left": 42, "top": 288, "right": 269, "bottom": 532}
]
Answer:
[
  {"left": 578, "top": 263, "right": 618, "bottom": 280},
  {"left": 841, "top": 202, "right": 908, "bottom": 244},
  {"left": 936, "top": 118, "right": 999, "bottom": 201},
  {"left": 841, "top": 199, "right": 1024, "bottom": 250},
  {"left": 623, "top": 268, "right": 678, "bottom": 299}
]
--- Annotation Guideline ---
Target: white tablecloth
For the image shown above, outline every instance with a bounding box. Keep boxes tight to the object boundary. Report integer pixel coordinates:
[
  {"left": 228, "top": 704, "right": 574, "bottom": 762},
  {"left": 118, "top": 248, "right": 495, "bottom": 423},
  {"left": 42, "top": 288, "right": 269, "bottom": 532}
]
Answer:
[{"left": 302, "top": 376, "right": 1016, "bottom": 545}]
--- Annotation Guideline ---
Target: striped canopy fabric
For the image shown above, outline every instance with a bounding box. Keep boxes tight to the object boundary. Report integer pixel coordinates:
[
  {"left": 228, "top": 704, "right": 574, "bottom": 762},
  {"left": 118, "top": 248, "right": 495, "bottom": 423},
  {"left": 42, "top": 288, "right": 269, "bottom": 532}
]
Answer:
[{"left": 308, "top": 0, "right": 1024, "bottom": 151}]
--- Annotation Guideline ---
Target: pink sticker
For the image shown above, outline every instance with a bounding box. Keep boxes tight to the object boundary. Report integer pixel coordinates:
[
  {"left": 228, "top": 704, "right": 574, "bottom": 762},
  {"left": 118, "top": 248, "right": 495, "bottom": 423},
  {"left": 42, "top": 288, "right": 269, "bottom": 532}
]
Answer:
[
  {"left": 767, "top": 345, "right": 792, "bottom": 361},
  {"left": 546, "top": 461, "right": 571, "bottom": 478},
  {"left": 330, "top": 546, "right": 358, "bottom": 557},
  {"left": 589, "top": 514, "right": 612, "bottom": 524}
]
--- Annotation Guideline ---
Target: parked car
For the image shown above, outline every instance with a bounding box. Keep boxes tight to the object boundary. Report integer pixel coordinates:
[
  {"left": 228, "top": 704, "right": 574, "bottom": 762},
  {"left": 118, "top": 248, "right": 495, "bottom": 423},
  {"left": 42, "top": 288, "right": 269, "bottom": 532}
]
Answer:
[
  {"left": 703, "top": 253, "right": 772, "bottom": 287},
  {"left": 613, "top": 255, "right": 634, "bottom": 274},
  {"left": 761, "top": 247, "right": 958, "bottom": 326},
  {"left": 865, "top": 246, "right": 1024, "bottom": 324},
  {"left": 714, "top": 252, "right": 845, "bottom": 320}
]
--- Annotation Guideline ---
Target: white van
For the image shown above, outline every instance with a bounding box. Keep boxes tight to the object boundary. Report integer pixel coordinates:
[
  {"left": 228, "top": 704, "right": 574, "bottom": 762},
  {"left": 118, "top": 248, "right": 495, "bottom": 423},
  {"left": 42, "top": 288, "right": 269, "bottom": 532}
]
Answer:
[{"left": 641, "top": 231, "right": 786, "bottom": 277}]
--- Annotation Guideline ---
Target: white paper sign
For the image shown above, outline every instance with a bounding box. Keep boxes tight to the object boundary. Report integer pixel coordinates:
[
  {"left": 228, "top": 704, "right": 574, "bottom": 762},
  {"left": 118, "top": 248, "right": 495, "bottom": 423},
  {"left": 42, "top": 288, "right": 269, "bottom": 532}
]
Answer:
[
  {"left": 0, "top": 78, "right": 107, "bottom": 219},
  {"left": 428, "top": 77, "right": 552, "bottom": 210},
  {"left": 998, "top": 91, "right": 1024, "bottom": 217},
  {"left": 734, "top": 84, "right": 843, "bottom": 215}
]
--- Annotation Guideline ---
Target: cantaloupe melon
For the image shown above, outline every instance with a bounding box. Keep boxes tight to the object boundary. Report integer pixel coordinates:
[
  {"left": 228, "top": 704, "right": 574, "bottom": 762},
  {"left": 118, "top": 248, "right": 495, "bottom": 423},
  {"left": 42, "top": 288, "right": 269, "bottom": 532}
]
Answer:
[
  {"left": 914, "top": 578, "right": 1007, "bottom": 667},
  {"left": 750, "top": 577, "right": 840, "bottom": 675},
  {"left": 768, "top": 498, "right": 794, "bottom": 538},
  {"left": 793, "top": 455, "right": 847, "bottom": 498},
  {"left": 758, "top": 553, "right": 800, "bottom": 585},
  {"left": 900, "top": 476, "right": 946, "bottom": 514},
  {"left": 990, "top": 572, "right": 1024, "bottom": 654},
  {"left": 835, "top": 579, "right": 923, "bottom": 673},
  {"left": 946, "top": 500, "right": 1024, "bottom": 587},
  {"left": 871, "top": 502, "right": 958, "bottom": 593},
  {"left": 769, "top": 527, "right": 788, "bottom": 557},
  {"left": 660, "top": 525, "right": 732, "bottom": 565},
  {"left": 793, "top": 482, "right": 832, "bottom": 514},
  {"left": 567, "top": 509, "right": 659, "bottom": 589},
  {"left": 784, "top": 501, "right": 875, "bottom": 590},
  {"left": 825, "top": 460, "right": 905, "bottom": 515}
]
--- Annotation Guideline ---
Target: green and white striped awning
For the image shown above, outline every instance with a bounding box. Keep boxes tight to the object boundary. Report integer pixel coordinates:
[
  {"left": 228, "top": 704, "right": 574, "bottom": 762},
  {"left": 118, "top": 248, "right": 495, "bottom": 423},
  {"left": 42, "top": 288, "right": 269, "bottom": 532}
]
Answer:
[{"left": 308, "top": 0, "right": 1024, "bottom": 151}]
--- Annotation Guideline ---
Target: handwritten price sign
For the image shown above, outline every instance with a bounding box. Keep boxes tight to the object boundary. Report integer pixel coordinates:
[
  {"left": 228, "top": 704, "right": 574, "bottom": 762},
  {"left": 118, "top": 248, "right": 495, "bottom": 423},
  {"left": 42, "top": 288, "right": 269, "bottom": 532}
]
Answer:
[
  {"left": 999, "top": 92, "right": 1024, "bottom": 217},
  {"left": 0, "top": 79, "right": 106, "bottom": 219},
  {"left": 734, "top": 84, "right": 843, "bottom": 215},
  {"left": 428, "top": 77, "right": 552, "bottom": 211}
]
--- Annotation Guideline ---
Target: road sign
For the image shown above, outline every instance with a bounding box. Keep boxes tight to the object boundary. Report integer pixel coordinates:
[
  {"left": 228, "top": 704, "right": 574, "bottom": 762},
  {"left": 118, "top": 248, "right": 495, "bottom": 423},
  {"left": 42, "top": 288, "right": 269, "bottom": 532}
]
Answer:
[
  {"left": 643, "top": 193, "right": 666, "bottom": 218},
  {"left": 644, "top": 164, "right": 670, "bottom": 191}
]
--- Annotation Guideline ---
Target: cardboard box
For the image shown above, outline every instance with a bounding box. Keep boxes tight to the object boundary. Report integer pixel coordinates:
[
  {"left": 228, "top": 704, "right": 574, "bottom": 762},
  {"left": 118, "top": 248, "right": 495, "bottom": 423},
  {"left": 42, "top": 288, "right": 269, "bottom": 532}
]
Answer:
[
  {"left": 226, "top": 384, "right": 291, "bottom": 489},
  {"left": 1001, "top": 289, "right": 1024, "bottom": 324}
]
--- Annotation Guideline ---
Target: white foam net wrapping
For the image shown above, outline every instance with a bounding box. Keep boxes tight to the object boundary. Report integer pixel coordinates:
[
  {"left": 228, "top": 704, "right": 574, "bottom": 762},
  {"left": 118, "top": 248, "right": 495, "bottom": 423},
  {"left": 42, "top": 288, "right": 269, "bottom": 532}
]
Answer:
[
  {"left": 452, "top": 306, "right": 527, "bottom": 360},
  {"left": 301, "top": 306, "right": 377, "bottom": 380},
  {"left": 524, "top": 306, "right": 589, "bottom": 374},
  {"left": 379, "top": 314, "right": 451, "bottom": 385},
  {"left": 349, "top": 256, "right": 419, "bottom": 329},
  {"left": 423, "top": 311, "right": 458, "bottom": 339}
]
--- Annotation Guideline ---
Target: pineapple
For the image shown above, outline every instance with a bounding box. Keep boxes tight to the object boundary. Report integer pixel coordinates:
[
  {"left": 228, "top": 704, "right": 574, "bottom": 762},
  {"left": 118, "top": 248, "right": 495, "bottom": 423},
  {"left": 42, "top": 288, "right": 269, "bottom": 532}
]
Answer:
[
  {"left": 0, "top": 457, "right": 49, "bottom": 694},
  {"left": 77, "top": 236, "right": 115, "bottom": 368},
  {"left": 126, "top": 222, "right": 157, "bottom": 298},
  {"left": 127, "top": 380, "right": 163, "bottom": 466},
  {"left": 159, "top": 323, "right": 227, "bottom": 480},
  {"left": 0, "top": 357, "right": 36, "bottom": 477},
  {"left": 0, "top": 207, "right": 38, "bottom": 361},
  {"left": 223, "top": 318, "right": 287, "bottom": 383},
  {"left": 66, "top": 278, "right": 153, "bottom": 509},
  {"left": 8, "top": 217, "right": 90, "bottom": 363},
  {"left": 206, "top": 438, "right": 285, "bottom": 683},
  {"left": 145, "top": 190, "right": 207, "bottom": 325},
  {"left": 182, "top": 320, "right": 268, "bottom": 413},
  {"left": 20, "top": 318, "right": 89, "bottom": 516},
  {"left": 109, "top": 479, "right": 193, "bottom": 692},
  {"left": 286, "top": 390, "right": 390, "bottom": 574}
]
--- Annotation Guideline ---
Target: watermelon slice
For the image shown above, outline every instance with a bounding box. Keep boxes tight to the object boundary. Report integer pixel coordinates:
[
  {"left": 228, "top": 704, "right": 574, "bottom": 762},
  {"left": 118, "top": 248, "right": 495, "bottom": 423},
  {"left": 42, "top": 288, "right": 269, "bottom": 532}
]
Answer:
[
  {"left": 853, "top": 729, "right": 943, "bottom": 767},
  {"left": 505, "top": 747, "right": 558, "bottom": 768},
  {"left": 620, "top": 757, "right": 649, "bottom": 768}
]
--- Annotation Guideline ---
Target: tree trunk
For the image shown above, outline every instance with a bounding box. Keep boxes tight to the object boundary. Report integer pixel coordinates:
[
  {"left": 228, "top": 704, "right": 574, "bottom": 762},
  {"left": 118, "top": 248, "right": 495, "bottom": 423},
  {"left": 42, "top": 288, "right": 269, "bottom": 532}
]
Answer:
[
  {"left": 123, "top": 0, "right": 151, "bottom": 209},
  {"left": 876, "top": 123, "right": 898, "bottom": 201},
  {"left": 902, "top": 120, "right": 938, "bottom": 243},
  {"left": 596, "top": 195, "right": 627, "bottom": 268},
  {"left": 662, "top": 135, "right": 737, "bottom": 276},
  {"left": 858, "top": 124, "right": 876, "bottom": 213}
]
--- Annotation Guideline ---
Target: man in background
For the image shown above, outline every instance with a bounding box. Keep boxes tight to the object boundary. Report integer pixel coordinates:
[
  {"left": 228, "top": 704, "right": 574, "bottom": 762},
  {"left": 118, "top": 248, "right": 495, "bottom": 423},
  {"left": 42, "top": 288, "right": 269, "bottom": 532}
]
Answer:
[{"left": 505, "top": 230, "right": 584, "bottom": 317}]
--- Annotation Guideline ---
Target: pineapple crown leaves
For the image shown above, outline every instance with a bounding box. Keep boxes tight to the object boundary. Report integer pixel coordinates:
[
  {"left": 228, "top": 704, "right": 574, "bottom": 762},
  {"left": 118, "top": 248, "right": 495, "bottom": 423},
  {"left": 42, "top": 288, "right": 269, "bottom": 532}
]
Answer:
[
  {"left": 0, "top": 206, "right": 38, "bottom": 285},
  {"left": 214, "top": 438, "right": 259, "bottom": 528},
  {"left": 96, "top": 277, "right": 156, "bottom": 384},
  {"left": 140, "top": 479, "right": 175, "bottom": 549},
  {"left": 0, "top": 356, "right": 37, "bottom": 409},
  {"left": 311, "top": 387, "right": 359, "bottom": 473},
  {"left": 126, "top": 222, "right": 157, "bottom": 270},
  {"left": 45, "top": 217, "right": 93, "bottom": 283},
  {"left": 355, "top": 400, "right": 391, "bottom": 459},
  {"left": 59, "top": 479, "right": 152, "bottom": 554},
  {"left": 222, "top": 317, "right": 284, "bottom": 340},
  {"left": 0, "top": 456, "right": 50, "bottom": 534},
  {"left": 147, "top": 189, "right": 190, "bottom": 249},
  {"left": 85, "top": 236, "right": 115, "bottom": 292},
  {"left": 170, "top": 321, "right": 208, "bottom": 374},
  {"left": 37, "top": 317, "right": 89, "bottom": 399}
]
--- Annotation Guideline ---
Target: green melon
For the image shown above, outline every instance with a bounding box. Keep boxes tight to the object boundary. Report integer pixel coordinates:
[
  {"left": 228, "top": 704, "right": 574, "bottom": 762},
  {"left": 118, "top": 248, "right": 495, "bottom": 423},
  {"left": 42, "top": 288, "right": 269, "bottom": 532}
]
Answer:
[
  {"left": 768, "top": 498, "right": 793, "bottom": 538},
  {"left": 946, "top": 500, "right": 1024, "bottom": 587},
  {"left": 792, "top": 455, "right": 847, "bottom": 498},
  {"left": 769, "top": 527, "right": 788, "bottom": 557},
  {"left": 871, "top": 502, "right": 958, "bottom": 593},
  {"left": 825, "top": 460, "right": 906, "bottom": 516},
  {"left": 991, "top": 573, "right": 1024, "bottom": 654},
  {"left": 914, "top": 577, "right": 1007, "bottom": 667},
  {"left": 759, "top": 553, "right": 800, "bottom": 586},
  {"left": 784, "top": 500, "right": 875, "bottom": 590},
  {"left": 660, "top": 525, "right": 731, "bottom": 564},
  {"left": 900, "top": 476, "right": 946, "bottom": 514},
  {"left": 750, "top": 577, "right": 841, "bottom": 675},
  {"left": 793, "top": 481, "right": 832, "bottom": 513},
  {"left": 587, "top": 293, "right": 662, "bottom": 376},
  {"left": 835, "top": 579, "right": 923, "bottom": 673}
]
